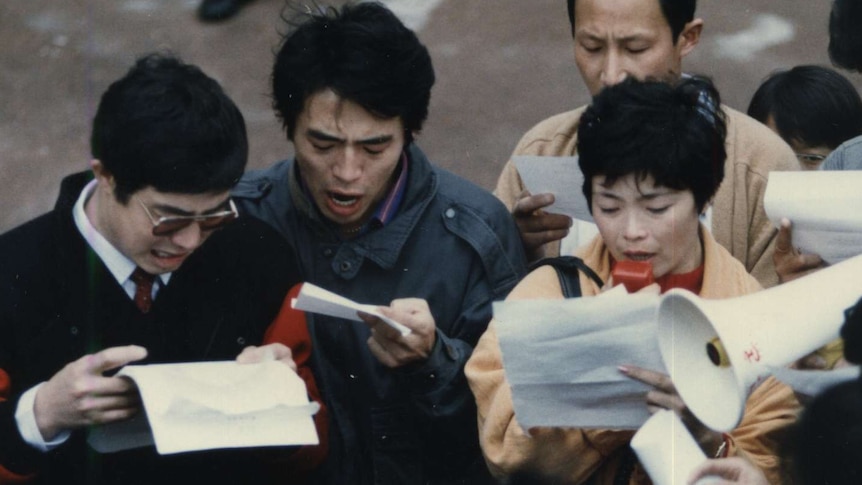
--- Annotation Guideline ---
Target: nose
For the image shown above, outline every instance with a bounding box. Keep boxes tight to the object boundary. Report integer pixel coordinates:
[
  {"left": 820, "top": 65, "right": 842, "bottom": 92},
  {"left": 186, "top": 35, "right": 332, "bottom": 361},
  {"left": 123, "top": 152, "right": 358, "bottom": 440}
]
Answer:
[
  {"left": 169, "top": 223, "right": 204, "bottom": 251},
  {"left": 623, "top": 211, "right": 647, "bottom": 241},
  {"left": 332, "top": 147, "right": 362, "bottom": 184},
  {"left": 599, "top": 50, "right": 628, "bottom": 88}
]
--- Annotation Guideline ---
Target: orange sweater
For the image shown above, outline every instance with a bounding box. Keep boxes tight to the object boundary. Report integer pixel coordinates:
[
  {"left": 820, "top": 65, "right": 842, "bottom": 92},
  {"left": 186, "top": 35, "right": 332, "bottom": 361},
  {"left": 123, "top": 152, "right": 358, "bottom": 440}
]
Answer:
[{"left": 466, "top": 229, "right": 800, "bottom": 484}]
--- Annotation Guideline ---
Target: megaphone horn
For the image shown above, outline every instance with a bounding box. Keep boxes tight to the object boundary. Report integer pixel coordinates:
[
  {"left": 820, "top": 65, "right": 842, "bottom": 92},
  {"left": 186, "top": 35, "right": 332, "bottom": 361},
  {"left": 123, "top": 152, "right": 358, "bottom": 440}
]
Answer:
[{"left": 657, "top": 252, "right": 862, "bottom": 432}]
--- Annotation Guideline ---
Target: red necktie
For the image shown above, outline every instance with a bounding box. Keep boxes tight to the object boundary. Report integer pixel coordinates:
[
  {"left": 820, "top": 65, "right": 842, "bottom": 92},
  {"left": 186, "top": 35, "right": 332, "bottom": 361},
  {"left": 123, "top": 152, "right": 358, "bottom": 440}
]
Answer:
[{"left": 130, "top": 267, "right": 156, "bottom": 314}]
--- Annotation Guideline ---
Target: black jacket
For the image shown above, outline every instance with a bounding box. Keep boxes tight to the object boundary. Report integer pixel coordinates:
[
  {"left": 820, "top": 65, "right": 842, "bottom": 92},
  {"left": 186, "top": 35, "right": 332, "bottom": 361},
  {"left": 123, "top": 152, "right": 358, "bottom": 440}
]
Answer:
[{"left": 0, "top": 172, "right": 301, "bottom": 485}]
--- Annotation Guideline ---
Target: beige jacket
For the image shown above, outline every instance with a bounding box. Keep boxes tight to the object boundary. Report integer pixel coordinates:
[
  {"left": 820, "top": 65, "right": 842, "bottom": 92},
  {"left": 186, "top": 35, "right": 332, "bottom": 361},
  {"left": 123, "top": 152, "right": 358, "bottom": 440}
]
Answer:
[
  {"left": 494, "top": 105, "right": 799, "bottom": 288},
  {"left": 466, "top": 230, "right": 800, "bottom": 485}
]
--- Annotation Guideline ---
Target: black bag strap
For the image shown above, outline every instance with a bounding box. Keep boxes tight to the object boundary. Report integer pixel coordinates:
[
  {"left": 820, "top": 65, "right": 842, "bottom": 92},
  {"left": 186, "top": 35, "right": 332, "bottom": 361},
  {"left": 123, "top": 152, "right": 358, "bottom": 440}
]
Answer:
[{"left": 528, "top": 256, "right": 604, "bottom": 298}]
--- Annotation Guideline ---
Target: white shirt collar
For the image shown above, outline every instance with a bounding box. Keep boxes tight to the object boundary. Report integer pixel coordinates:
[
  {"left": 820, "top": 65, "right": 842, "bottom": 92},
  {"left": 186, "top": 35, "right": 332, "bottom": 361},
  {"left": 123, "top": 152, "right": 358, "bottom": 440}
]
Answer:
[{"left": 72, "top": 179, "right": 171, "bottom": 289}]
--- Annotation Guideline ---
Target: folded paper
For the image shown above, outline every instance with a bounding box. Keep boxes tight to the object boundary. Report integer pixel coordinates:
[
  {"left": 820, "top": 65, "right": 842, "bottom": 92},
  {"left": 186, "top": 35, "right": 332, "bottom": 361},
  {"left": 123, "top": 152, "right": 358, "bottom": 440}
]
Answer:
[
  {"left": 291, "top": 283, "right": 411, "bottom": 336},
  {"left": 88, "top": 360, "right": 319, "bottom": 455}
]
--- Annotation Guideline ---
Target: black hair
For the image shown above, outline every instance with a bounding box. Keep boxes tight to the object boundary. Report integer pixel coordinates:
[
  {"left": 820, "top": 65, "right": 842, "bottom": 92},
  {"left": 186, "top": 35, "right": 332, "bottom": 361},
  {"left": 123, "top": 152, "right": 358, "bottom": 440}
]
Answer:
[
  {"left": 566, "top": 0, "right": 696, "bottom": 41},
  {"left": 791, "top": 379, "right": 862, "bottom": 484},
  {"left": 577, "top": 76, "right": 726, "bottom": 213},
  {"left": 830, "top": 0, "right": 862, "bottom": 72},
  {"left": 840, "top": 296, "right": 862, "bottom": 364},
  {"left": 271, "top": 2, "right": 435, "bottom": 145},
  {"left": 747, "top": 65, "right": 862, "bottom": 150},
  {"left": 90, "top": 53, "right": 247, "bottom": 204}
]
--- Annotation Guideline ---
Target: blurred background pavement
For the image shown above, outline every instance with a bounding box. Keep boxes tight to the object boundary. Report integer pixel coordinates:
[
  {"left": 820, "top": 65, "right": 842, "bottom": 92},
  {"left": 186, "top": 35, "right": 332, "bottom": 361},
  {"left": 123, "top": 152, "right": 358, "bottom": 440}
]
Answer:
[{"left": 0, "top": 0, "right": 852, "bottom": 232}]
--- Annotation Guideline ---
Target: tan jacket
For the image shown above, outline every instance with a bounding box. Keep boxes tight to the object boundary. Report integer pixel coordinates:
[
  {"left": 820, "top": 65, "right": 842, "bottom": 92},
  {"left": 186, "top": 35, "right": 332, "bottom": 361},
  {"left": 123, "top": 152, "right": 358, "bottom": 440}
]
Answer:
[
  {"left": 494, "top": 105, "right": 799, "bottom": 288},
  {"left": 466, "top": 230, "right": 800, "bottom": 485}
]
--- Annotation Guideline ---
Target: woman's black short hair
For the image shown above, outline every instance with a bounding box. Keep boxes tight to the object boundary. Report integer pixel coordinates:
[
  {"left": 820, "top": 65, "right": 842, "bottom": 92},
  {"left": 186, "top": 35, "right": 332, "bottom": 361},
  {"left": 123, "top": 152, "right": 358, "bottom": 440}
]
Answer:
[
  {"left": 90, "top": 53, "right": 247, "bottom": 204},
  {"left": 271, "top": 2, "right": 435, "bottom": 145},
  {"left": 747, "top": 65, "right": 862, "bottom": 150},
  {"left": 577, "top": 76, "right": 726, "bottom": 213}
]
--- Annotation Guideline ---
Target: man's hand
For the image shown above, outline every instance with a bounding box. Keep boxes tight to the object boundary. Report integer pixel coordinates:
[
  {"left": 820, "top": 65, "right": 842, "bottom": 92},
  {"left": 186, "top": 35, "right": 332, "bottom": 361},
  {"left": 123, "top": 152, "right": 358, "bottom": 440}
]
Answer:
[
  {"left": 512, "top": 190, "right": 572, "bottom": 261},
  {"left": 360, "top": 299, "right": 436, "bottom": 368},
  {"left": 774, "top": 218, "right": 825, "bottom": 284},
  {"left": 34, "top": 345, "right": 147, "bottom": 441},
  {"left": 236, "top": 343, "right": 298, "bottom": 372},
  {"left": 620, "top": 366, "right": 724, "bottom": 456},
  {"left": 687, "top": 457, "right": 769, "bottom": 485}
]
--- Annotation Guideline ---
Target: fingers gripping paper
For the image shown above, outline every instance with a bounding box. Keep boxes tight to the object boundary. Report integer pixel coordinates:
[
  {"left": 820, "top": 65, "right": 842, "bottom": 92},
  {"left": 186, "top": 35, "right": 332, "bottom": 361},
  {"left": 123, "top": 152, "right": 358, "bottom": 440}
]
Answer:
[
  {"left": 291, "top": 283, "right": 411, "bottom": 336},
  {"left": 88, "top": 361, "right": 320, "bottom": 455}
]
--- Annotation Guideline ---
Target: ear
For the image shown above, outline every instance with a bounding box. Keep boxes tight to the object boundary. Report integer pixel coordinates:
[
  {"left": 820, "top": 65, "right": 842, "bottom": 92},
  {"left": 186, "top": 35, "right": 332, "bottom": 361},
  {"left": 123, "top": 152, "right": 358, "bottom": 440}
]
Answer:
[
  {"left": 90, "top": 159, "right": 115, "bottom": 194},
  {"left": 677, "top": 18, "right": 703, "bottom": 58}
]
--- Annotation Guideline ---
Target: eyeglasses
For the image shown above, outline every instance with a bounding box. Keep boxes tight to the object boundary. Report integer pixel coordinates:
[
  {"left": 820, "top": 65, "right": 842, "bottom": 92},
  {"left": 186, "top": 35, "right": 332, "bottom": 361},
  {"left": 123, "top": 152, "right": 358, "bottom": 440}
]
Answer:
[
  {"left": 795, "top": 153, "right": 827, "bottom": 167},
  {"left": 137, "top": 197, "right": 239, "bottom": 236}
]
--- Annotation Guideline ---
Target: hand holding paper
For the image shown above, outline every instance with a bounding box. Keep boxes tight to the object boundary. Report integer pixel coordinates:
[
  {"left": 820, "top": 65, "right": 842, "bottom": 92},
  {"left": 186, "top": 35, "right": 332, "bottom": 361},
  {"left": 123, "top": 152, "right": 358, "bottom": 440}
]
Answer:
[
  {"left": 88, "top": 361, "right": 320, "bottom": 455},
  {"left": 291, "top": 283, "right": 411, "bottom": 336},
  {"left": 512, "top": 189, "right": 572, "bottom": 258},
  {"left": 362, "top": 298, "right": 437, "bottom": 368},
  {"left": 236, "top": 342, "right": 298, "bottom": 371},
  {"left": 621, "top": 366, "right": 723, "bottom": 455},
  {"left": 512, "top": 156, "right": 593, "bottom": 223},
  {"left": 773, "top": 218, "right": 825, "bottom": 284},
  {"left": 764, "top": 171, "right": 862, "bottom": 264},
  {"left": 35, "top": 345, "right": 147, "bottom": 441},
  {"left": 494, "top": 289, "right": 664, "bottom": 429}
]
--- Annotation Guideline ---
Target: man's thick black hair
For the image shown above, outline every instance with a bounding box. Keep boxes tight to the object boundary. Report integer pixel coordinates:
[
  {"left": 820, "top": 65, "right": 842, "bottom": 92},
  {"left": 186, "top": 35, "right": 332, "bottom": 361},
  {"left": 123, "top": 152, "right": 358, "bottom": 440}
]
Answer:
[
  {"left": 830, "top": 0, "right": 862, "bottom": 72},
  {"left": 566, "top": 0, "right": 696, "bottom": 41},
  {"left": 747, "top": 65, "right": 862, "bottom": 150},
  {"left": 577, "top": 77, "right": 726, "bottom": 213},
  {"left": 90, "top": 53, "right": 248, "bottom": 204},
  {"left": 271, "top": 2, "right": 435, "bottom": 145}
]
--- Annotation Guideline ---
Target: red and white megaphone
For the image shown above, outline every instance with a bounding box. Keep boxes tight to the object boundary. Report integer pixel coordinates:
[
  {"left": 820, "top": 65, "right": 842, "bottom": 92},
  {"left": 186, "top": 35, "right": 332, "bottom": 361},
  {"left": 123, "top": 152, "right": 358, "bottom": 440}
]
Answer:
[{"left": 657, "top": 253, "right": 862, "bottom": 432}]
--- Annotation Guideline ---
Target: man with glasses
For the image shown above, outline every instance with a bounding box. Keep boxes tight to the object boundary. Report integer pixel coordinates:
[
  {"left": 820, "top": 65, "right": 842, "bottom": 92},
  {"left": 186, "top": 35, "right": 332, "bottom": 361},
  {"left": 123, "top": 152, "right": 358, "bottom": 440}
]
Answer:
[{"left": 0, "top": 53, "right": 322, "bottom": 484}]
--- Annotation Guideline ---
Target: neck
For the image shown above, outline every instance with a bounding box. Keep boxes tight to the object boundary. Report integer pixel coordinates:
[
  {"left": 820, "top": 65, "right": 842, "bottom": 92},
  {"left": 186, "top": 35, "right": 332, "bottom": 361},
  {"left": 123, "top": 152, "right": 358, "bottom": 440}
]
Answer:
[{"left": 340, "top": 223, "right": 364, "bottom": 239}]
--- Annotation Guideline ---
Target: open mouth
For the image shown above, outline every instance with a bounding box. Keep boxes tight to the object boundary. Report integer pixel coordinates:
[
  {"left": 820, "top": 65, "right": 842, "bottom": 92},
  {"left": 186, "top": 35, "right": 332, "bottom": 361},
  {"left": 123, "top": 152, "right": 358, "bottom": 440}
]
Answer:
[
  {"left": 329, "top": 192, "right": 359, "bottom": 206},
  {"left": 624, "top": 253, "right": 653, "bottom": 262}
]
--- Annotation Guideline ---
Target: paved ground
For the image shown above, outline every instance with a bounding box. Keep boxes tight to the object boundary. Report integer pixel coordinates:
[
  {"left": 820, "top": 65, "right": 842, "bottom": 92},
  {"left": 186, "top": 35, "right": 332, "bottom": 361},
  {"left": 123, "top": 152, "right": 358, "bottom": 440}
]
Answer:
[{"left": 0, "top": 0, "right": 854, "bottom": 232}]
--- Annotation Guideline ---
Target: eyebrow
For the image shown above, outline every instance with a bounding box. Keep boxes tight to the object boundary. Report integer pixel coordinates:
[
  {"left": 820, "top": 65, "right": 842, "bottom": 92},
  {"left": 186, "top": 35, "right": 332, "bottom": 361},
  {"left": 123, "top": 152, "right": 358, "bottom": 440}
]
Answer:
[
  {"left": 596, "top": 189, "right": 674, "bottom": 201},
  {"left": 575, "top": 31, "right": 654, "bottom": 43},
  {"left": 151, "top": 198, "right": 231, "bottom": 217},
  {"left": 306, "top": 129, "right": 393, "bottom": 146}
]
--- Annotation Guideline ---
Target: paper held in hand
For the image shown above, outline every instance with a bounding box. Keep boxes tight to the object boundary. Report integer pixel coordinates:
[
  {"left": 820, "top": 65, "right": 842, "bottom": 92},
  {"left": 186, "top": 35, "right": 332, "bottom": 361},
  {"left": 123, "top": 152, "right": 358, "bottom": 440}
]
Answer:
[
  {"left": 291, "top": 282, "right": 412, "bottom": 336},
  {"left": 764, "top": 170, "right": 862, "bottom": 264},
  {"left": 88, "top": 360, "right": 320, "bottom": 455}
]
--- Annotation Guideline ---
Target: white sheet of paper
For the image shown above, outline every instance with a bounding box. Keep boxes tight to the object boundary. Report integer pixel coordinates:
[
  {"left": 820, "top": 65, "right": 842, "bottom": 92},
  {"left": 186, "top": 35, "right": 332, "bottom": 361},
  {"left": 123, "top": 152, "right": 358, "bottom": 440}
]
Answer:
[
  {"left": 769, "top": 365, "right": 860, "bottom": 400},
  {"left": 291, "top": 283, "right": 412, "bottom": 336},
  {"left": 88, "top": 361, "right": 320, "bottom": 455},
  {"left": 512, "top": 156, "right": 594, "bottom": 222},
  {"left": 494, "top": 287, "right": 665, "bottom": 429},
  {"left": 764, "top": 171, "right": 862, "bottom": 264},
  {"left": 631, "top": 410, "right": 712, "bottom": 485}
]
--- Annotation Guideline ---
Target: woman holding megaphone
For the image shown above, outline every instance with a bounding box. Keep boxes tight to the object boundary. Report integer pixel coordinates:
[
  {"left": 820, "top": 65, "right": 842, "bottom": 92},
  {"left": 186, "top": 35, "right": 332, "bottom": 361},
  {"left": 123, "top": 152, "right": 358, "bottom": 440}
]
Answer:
[{"left": 466, "top": 77, "right": 800, "bottom": 485}]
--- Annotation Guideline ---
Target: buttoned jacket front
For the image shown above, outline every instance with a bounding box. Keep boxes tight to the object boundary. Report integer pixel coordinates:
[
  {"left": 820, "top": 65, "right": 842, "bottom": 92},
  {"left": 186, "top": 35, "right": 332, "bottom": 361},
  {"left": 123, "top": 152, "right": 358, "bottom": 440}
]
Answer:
[{"left": 233, "top": 144, "right": 526, "bottom": 485}]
